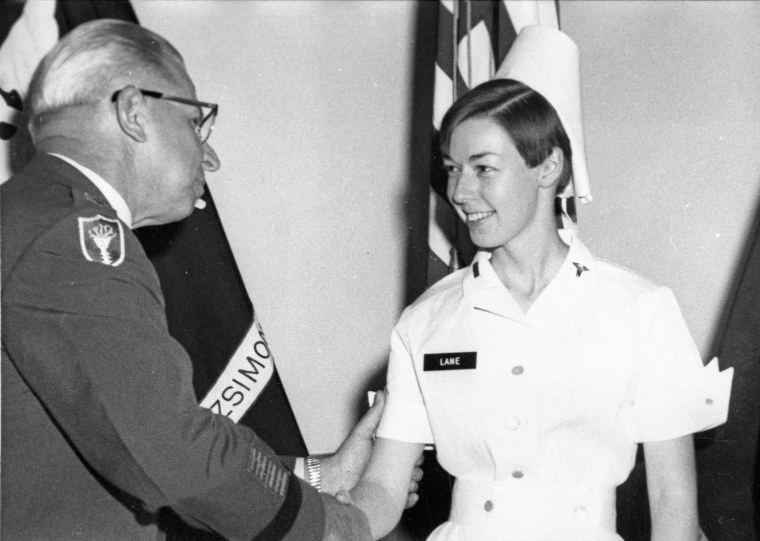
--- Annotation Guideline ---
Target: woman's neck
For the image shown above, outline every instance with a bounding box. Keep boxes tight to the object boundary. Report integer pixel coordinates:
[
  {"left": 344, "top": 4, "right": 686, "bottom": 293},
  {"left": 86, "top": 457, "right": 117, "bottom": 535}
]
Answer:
[{"left": 490, "top": 226, "right": 569, "bottom": 312}]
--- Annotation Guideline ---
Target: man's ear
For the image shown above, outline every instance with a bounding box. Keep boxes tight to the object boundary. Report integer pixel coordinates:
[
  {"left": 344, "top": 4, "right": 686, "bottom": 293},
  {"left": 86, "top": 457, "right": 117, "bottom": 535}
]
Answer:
[
  {"left": 113, "top": 86, "right": 148, "bottom": 143},
  {"left": 537, "top": 147, "right": 563, "bottom": 189}
]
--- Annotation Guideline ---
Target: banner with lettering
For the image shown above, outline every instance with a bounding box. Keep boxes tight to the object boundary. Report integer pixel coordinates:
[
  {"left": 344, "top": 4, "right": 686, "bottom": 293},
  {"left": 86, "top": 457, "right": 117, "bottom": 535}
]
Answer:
[{"left": 199, "top": 315, "right": 274, "bottom": 421}]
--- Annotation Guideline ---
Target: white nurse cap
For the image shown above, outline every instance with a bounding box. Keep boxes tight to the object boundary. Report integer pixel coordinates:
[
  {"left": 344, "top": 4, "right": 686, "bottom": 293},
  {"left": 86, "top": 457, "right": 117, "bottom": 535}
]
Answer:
[{"left": 495, "top": 25, "right": 591, "bottom": 203}]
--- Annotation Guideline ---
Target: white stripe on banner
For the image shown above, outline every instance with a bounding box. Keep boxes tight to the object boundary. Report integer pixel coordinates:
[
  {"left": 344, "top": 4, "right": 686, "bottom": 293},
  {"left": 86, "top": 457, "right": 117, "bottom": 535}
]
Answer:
[{"left": 199, "top": 314, "right": 274, "bottom": 422}]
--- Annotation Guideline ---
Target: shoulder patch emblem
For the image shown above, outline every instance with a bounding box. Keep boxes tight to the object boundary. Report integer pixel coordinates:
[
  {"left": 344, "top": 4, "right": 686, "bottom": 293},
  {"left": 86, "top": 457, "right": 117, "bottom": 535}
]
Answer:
[{"left": 78, "top": 215, "right": 125, "bottom": 266}]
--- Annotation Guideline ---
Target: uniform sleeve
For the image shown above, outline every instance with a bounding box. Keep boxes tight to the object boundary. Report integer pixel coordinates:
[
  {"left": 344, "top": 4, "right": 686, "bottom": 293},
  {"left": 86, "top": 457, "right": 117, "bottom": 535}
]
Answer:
[
  {"left": 1, "top": 214, "right": 325, "bottom": 541},
  {"left": 376, "top": 322, "right": 434, "bottom": 444},
  {"left": 626, "top": 287, "right": 733, "bottom": 443}
]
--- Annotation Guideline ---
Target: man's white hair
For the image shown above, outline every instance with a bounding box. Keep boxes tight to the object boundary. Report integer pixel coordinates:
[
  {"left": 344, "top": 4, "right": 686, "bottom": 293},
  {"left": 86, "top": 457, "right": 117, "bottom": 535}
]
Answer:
[{"left": 27, "top": 19, "right": 184, "bottom": 136}]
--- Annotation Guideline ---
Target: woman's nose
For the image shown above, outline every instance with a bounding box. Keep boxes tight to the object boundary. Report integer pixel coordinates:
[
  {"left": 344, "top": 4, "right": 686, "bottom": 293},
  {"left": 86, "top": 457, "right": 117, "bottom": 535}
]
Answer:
[{"left": 449, "top": 170, "right": 475, "bottom": 205}]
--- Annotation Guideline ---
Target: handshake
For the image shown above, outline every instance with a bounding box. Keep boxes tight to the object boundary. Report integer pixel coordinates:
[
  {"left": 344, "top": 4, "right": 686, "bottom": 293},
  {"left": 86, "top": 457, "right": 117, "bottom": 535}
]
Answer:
[{"left": 317, "top": 390, "right": 425, "bottom": 541}]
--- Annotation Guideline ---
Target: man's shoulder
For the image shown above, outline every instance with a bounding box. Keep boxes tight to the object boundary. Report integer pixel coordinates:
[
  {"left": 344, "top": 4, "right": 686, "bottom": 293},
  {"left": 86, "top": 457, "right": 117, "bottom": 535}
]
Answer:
[
  {"left": 2, "top": 156, "right": 121, "bottom": 273},
  {"left": 3, "top": 154, "right": 111, "bottom": 217}
]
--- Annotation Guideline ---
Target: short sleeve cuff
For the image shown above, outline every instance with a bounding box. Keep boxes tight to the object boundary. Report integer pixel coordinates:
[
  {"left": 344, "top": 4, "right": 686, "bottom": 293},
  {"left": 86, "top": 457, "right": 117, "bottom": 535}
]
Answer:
[
  {"left": 376, "top": 394, "right": 434, "bottom": 444},
  {"left": 626, "top": 358, "right": 734, "bottom": 442}
]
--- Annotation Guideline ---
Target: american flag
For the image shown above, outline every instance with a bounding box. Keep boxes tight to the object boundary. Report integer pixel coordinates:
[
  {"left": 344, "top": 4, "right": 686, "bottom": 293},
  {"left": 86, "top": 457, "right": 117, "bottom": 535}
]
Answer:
[{"left": 426, "top": 0, "right": 559, "bottom": 286}]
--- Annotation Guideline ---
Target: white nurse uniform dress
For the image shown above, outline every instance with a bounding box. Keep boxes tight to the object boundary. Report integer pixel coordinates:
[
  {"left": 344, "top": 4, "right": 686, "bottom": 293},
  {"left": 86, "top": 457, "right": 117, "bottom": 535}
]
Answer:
[{"left": 377, "top": 230, "right": 732, "bottom": 541}]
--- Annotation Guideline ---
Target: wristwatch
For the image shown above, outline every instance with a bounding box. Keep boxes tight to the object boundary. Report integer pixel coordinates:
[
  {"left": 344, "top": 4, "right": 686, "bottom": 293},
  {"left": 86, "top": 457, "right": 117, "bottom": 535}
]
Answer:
[{"left": 306, "top": 456, "right": 322, "bottom": 492}]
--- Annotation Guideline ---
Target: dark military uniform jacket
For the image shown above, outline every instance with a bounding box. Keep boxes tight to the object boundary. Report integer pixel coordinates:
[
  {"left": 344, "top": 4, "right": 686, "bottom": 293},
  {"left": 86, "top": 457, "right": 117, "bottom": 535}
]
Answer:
[{"left": 1, "top": 154, "right": 324, "bottom": 540}]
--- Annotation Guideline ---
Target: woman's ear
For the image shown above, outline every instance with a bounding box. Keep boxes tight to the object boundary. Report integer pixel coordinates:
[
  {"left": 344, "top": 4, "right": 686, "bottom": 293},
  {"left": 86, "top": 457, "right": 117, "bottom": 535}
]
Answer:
[
  {"left": 113, "top": 86, "right": 148, "bottom": 143},
  {"left": 538, "top": 147, "right": 563, "bottom": 189}
]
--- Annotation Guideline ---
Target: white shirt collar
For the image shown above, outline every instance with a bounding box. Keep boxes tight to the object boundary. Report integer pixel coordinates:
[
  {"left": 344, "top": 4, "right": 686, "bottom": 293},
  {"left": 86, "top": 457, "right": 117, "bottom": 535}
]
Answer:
[
  {"left": 463, "top": 229, "right": 596, "bottom": 327},
  {"left": 49, "top": 153, "right": 133, "bottom": 228}
]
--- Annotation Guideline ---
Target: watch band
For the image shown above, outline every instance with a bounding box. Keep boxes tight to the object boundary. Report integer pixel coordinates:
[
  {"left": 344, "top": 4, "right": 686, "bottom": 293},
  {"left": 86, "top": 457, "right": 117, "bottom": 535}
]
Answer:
[{"left": 306, "top": 456, "right": 322, "bottom": 492}]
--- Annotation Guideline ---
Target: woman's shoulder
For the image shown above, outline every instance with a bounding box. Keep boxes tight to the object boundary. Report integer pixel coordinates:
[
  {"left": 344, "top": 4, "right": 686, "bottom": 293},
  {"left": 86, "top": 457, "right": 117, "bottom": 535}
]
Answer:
[
  {"left": 400, "top": 268, "right": 467, "bottom": 321},
  {"left": 589, "top": 254, "right": 680, "bottom": 315},
  {"left": 568, "top": 230, "right": 667, "bottom": 299},
  {"left": 593, "top": 256, "right": 659, "bottom": 290}
]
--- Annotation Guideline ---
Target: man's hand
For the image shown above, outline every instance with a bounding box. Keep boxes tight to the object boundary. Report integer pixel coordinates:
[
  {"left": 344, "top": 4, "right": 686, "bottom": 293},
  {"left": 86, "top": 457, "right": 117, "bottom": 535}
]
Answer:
[
  {"left": 319, "top": 390, "right": 425, "bottom": 509},
  {"left": 320, "top": 493, "right": 372, "bottom": 541},
  {"left": 320, "top": 391, "right": 386, "bottom": 496}
]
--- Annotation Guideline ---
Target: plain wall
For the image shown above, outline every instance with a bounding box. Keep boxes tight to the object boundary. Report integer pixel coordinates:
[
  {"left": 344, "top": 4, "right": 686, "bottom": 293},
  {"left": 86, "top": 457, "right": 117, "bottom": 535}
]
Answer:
[
  {"left": 561, "top": 1, "right": 760, "bottom": 357},
  {"left": 134, "top": 0, "right": 760, "bottom": 453}
]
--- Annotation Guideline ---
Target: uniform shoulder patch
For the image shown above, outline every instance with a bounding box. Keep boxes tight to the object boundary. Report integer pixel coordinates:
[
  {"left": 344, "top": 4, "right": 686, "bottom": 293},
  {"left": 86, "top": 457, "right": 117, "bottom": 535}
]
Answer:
[{"left": 78, "top": 215, "right": 125, "bottom": 267}]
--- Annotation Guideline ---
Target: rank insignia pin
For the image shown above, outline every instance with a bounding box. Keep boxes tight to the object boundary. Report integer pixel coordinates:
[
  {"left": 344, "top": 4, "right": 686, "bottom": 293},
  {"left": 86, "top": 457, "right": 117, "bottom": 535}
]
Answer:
[
  {"left": 573, "top": 262, "right": 589, "bottom": 277},
  {"left": 83, "top": 192, "right": 104, "bottom": 206},
  {"left": 78, "top": 215, "right": 125, "bottom": 266}
]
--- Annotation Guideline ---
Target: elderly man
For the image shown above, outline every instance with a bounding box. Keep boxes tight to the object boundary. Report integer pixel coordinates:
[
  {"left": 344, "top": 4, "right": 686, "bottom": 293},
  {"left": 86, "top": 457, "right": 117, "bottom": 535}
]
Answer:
[{"left": 1, "top": 19, "right": 417, "bottom": 541}]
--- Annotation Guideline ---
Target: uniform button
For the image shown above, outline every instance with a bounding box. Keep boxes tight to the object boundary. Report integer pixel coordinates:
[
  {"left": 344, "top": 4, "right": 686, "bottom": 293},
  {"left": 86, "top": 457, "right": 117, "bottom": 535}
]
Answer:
[
  {"left": 511, "top": 365, "right": 524, "bottom": 375},
  {"left": 512, "top": 470, "right": 524, "bottom": 479},
  {"left": 506, "top": 417, "right": 521, "bottom": 430},
  {"left": 574, "top": 505, "right": 588, "bottom": 518},
  {"left": 705, "top": 398, "right": 714, "bottom": 405},
  {"left": 484, "top": 500, "right": 493, "bottom": 512}
]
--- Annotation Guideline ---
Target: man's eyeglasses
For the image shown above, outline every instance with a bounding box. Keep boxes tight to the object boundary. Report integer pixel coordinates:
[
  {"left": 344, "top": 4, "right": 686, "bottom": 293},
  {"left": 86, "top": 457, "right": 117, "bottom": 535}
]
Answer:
[{"left": 111, "top": 88, "right": 218, "bottom": 144}]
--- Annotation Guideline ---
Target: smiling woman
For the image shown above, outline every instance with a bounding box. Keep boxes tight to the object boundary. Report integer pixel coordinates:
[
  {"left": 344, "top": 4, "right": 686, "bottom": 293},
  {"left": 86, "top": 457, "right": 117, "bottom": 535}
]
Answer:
[
  {"left": 343, "top": 25, "right": 733, "bottom": 541},
  {"left": 444, "top": 115, "right": 550, "bottom": 264}
]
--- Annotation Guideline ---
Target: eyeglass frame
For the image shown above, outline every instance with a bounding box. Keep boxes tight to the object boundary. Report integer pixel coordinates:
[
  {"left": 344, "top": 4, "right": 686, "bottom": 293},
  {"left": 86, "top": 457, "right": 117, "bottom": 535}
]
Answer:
[{"left": 110, "top": 88, "right": 219, "bottom": 144}]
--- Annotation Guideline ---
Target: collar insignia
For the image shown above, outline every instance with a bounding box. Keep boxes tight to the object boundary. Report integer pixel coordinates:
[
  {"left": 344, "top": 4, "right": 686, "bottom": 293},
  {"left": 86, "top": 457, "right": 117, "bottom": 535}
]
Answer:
[
  {"left": 78, "top": 215, "right": 125, "bottom": 267},
  {"left": 83, "top": 192, "right": 104, "bottom": 206},
  {"left": 572, "top": 262, "right": 589, "bottom": 277}
]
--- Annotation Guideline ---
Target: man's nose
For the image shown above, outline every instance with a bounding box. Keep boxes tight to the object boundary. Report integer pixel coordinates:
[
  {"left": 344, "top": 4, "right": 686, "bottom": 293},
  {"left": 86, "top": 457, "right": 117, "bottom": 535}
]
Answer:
[{"left": 202, "top": 142, "right": 221, "bottom": 172}]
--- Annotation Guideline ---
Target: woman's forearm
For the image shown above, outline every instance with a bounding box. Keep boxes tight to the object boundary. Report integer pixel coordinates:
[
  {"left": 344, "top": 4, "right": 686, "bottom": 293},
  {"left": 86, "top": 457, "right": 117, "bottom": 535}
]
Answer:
[
  {"left": 649, "top": 490, "right": 699, "bottom": 541},
  {"left": 645, "top": 435, "right": 699, "bottom": 541}
]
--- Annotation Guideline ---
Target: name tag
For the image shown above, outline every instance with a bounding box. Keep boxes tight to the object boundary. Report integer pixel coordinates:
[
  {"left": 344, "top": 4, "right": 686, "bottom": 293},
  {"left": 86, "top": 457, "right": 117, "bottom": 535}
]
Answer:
[{"left": 423, "top": 351, "right": 477, "bottom": 371}]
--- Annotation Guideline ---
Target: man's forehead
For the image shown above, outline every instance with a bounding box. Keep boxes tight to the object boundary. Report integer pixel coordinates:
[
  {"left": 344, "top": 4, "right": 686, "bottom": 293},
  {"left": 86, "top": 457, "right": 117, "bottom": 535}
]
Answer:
[
  {"left": 139, "top": 57, "right": 195, "bottom": 99},
  {"left": 166, "top": 62, "right": 197, "bottom": 98}
]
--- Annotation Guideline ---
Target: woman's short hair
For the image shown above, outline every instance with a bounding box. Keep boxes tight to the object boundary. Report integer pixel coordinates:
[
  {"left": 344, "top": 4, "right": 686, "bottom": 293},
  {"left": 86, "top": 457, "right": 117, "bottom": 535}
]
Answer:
[
  {"left": 27, "top": 19, "right": 184, "bottom": 136},
  {"left": 439, "top": 78, "right": 573, "bottom": 195}
]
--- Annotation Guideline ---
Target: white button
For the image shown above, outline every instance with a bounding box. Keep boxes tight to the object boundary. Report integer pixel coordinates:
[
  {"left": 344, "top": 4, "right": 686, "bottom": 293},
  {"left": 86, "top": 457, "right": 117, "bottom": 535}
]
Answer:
[
  {"left": 705, "top": 398, "right": 714, "bottom": 405},
  {"left": 506, "top": 417, "right": 521, "bottom": 430},
  {"left": 484, "top": 500, "right": 493, "bottom": 512},
  {"left": 574, "top": 505, "right": 588, "bottom": 519},
  {"left": 512, "top": 470, "right": 524, "bottom": 479},
  {"left": 511, "top": 365, "right": 524, "bottom": 375}
]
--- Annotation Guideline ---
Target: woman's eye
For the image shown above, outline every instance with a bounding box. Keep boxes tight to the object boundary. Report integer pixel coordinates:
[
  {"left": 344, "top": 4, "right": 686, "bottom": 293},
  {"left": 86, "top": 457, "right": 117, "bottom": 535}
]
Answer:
[
  {"left": 444, "top": 165, "right": 459, "bottom": 175},
  {"left": 477, "top": 165, "right": 494, "bottom": 174}
]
